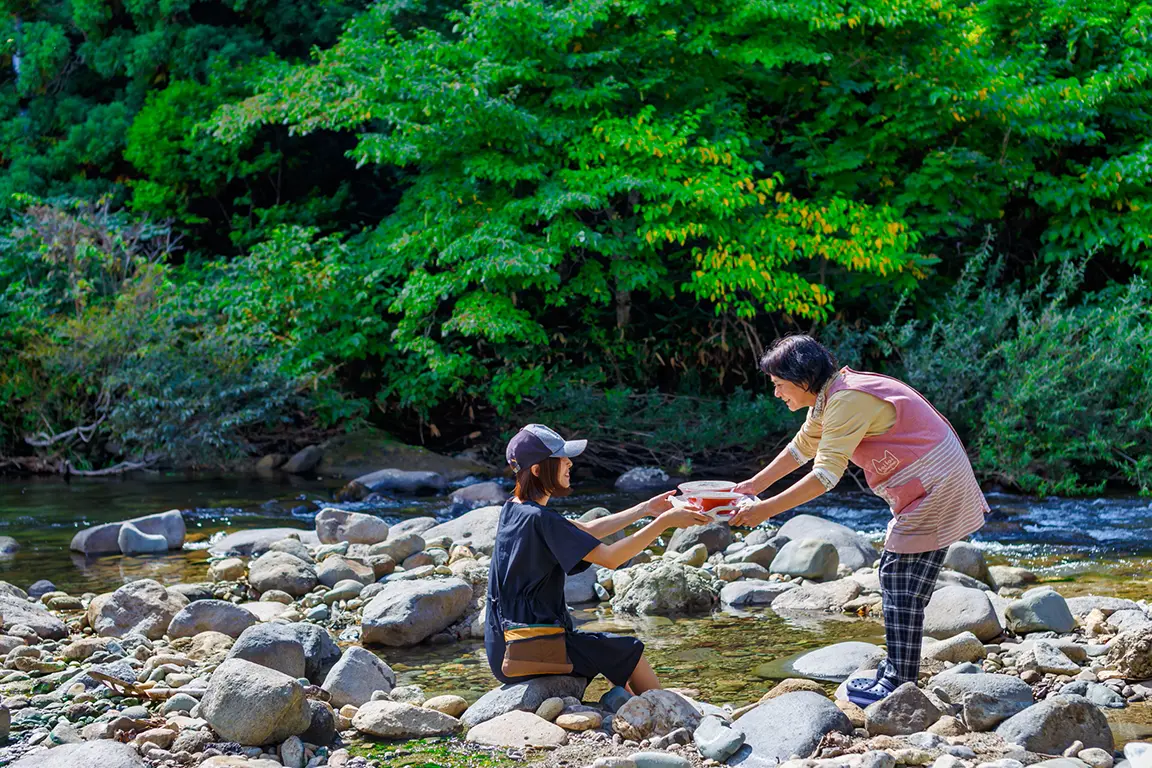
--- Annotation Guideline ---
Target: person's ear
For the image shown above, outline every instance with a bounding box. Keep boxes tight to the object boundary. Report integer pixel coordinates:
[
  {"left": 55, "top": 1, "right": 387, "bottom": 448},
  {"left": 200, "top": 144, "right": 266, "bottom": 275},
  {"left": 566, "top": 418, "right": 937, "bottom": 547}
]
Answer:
[{"left": 531, "top": 464, "right": 541, "bottom": 478}]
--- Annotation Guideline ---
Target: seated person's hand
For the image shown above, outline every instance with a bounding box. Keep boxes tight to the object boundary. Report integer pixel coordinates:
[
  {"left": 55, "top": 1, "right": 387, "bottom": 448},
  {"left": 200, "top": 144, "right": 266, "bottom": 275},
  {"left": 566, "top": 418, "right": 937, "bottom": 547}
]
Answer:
[
  {"left": 657, "top": 504, "right": 712, "bottom": 529},
  {"left": 643, "top": 489, "right": 679, "bottom": 517}
]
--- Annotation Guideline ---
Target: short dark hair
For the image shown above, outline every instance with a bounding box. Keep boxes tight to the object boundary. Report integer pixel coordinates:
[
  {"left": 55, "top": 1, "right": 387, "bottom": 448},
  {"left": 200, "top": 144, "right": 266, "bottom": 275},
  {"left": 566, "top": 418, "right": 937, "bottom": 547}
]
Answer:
[
  {"left": 513, "top": 457, "right": 572, "bottom": 503},
  {"left": 759, "top": 335, "right": 837, "bottom": 393}
]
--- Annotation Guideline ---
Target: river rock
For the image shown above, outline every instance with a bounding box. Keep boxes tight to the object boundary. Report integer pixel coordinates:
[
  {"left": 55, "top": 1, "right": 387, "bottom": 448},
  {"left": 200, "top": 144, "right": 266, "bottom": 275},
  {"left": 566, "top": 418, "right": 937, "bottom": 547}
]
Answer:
[
  {"left": 248, "top": 551, "right": 318, "bottom": 596},
  {"left": 282, "top": 445, "right": 323, "bottom": 474},
  {"left": 792, "top": 642, "right": 886, "bottom": 682},
  {"left": 167, "top": 600, "right": 258, "bottom": 639},
  {"left": 987, "top": 565, "right": 1037, "bottom": 591},
  {"left": 201, "top": 658, "right": 312, "bottom": 745},
  {"left": 1022, "top": 641, "right": 1080, "bottom": 675},
  {"left": 388, "top": 517, "right": 439, "bottom": 538},
  {"left": 730, "top": 691, "right": 853, "bottom": 767},
  {"left": 315, "top": 509, "right": 389, "bottom": 545},
  {"left": 995, "top": 695, "right": 1113, "bottom": 753},
  {"left": 210, "top": 557, "right": 247, "bottom": 581},
  {"left": 352, "top": 700, "right": 460, "bottom": 738},
  {"left": 565, "top": 566, "right": 599, "bottom": 604},
  {"left": 354, "top": 468, "right": 446, "bottom": 495},
  {"left": 322, "top": 646, "right": 396, "bottom": 707},
  {"left": 316, "top": 556, "right": 373, "bottom": 587},
  {"left": 667, "top": 522, "right": 734, "bottom": 556},
  {"left": 1005, "top": 588, "right": 1076, "bottom": 634},
  {"left": 923, "top": 632, "right": 987, "bottom": 664},
  {"left": 1065, "top": 596, "right": 1141, "bottom": 617},
  {"left": 612, "top": 689, "right": 702, "bottom": 741},
  {"left": 695, "top": 714, "right": 746, "bottom": 761},
  {"left": 923, "top": 587, "right": 1001, "bottom": 641},
  {"left": 726, "top": 542, "right": 781, "bottom": 568},
  {"left": 771, "top": 578, "right": 863, "bottom": 614},
  {"left": 421, "top": 506, "right": 502, "bottom": 555},
  {"left": 1102, "top": 625, "right": 1152, "bottom": 679},
  {"left": 943, "top": 542, "right": 991, "bottom": 586},
  {"left": 466, "top": 709, "right": 566, "bottom": 747},
  {"left": 10, "top": 740, "right": 146, "bottom": 768},
  {"left": 209, "top": 528, "right": 320, "bottom": 556},
  {"left": 361, "top": 578, "right": 472, "bottom": 646},
  {"left": 6, "top": 581, "right": 34, "bottom": 598},
  {"left": 424, "top": 695, "right": 469, "bottom": 718},
  {"left": 117, "top": 523, "right": 169, "bottom": 555},
  {"left": 865, "top": 682, "right": 941, "bottom": 736},
  {"left": 228, "top": 622, "right": 339, "bottom": 683},
  {"left": 462, "top": 676, "right": 588, "bottom": 727},
  {"left": 777, "top": 515, "right": 878, "bottom": 570},
  {"left": 615, "top": 467, "right": 672, "bottom": 492},
  {"left": 935, "top": 570, "right": 991, "bottom": 591},
  {"left": 0, "top": 594, "right": 67, "bottom": 639},
  {"left": 770, "top": 539, "right": 839, "bottom": 581},
  {"left": 611, "top": 561, "right": 720, "bottom": 616},
  {"left": 369, "top": 533, "right": 426, "bottom": 563},
  {"left": 928, "top": 669, "right": 1033, "bottom": 730},
  {"left": 1109, "top": 608, "right": 1152, "bottom": 633},
  {"left": 721, "top": 580, "right": 796, "bottom": 608},
  {"left": 88, "top": 579, "right": 188, "bottom": 639},
  {"left": 1059, "top": 682, "right": 1127, "bottom": 709},
  {"left": 70, "top": 509, "right": 185, "bottom": 556},
  {"left": 451, "top": 481, "right": 507, "bottom": 511}
]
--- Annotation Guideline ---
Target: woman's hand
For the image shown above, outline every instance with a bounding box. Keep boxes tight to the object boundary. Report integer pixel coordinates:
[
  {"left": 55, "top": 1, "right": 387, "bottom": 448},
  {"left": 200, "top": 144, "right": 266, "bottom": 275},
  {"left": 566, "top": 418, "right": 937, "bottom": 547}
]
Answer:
[
  {"left": 642, "top": 490, "right": 679, "bottom": 517},
  {"left": 729, "top": 498, "right": 780, "bottom": 528},
  {"left": 731, "top": 479, "right": 761, "bottom": 495},
  {"left": 656, "top": 506, "right": 712, "bottom": 530}
]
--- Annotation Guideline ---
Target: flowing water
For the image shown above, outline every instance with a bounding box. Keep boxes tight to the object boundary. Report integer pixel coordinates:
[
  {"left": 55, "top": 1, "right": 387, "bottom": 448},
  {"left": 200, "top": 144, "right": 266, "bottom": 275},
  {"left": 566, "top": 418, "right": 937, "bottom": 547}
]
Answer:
[{"left": 1, "top": 474, "right": 1151, "bottom": 743}]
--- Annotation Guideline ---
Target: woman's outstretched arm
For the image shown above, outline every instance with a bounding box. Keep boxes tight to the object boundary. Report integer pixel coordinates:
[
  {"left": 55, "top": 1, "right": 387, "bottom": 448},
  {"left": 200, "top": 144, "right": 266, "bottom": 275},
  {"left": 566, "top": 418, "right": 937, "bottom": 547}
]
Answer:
[
  {"left": 582, "top": 507, "right": 711, "bottom": 570},
  {"left": 572, "top": 491, "right": 677, "bottom": 540}
]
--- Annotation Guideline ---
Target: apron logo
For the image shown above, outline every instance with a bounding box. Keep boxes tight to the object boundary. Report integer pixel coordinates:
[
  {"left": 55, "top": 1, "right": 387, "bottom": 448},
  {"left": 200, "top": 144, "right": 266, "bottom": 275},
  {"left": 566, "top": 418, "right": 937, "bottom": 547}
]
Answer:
[{"left": 873, "top": 450, "right": 900, "bottom": 474}]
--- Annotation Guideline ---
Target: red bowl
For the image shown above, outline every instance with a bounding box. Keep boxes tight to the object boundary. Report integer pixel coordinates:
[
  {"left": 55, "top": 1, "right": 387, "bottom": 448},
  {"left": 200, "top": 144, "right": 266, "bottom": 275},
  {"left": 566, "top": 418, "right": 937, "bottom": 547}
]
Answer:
[{"left": 686, "top": 491, "right": 745, "bottom": 512}]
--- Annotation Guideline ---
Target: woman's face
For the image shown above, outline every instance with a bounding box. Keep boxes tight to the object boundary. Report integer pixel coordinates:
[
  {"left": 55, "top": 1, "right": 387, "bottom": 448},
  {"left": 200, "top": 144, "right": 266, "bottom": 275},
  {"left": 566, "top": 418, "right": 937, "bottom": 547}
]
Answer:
[
  {"left": 556, "top": 456, "right": 573, "bottom": 488},
  {"left": 771, "top": 375, "right": 816, "bottom": 411}
]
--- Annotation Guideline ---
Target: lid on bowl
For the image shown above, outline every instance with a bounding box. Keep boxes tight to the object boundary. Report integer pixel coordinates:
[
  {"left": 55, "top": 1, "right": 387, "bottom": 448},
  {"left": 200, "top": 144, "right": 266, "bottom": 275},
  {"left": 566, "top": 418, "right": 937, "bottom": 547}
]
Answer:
[{"left": 678, "top": 480, "right": 736, "bottom": 494}]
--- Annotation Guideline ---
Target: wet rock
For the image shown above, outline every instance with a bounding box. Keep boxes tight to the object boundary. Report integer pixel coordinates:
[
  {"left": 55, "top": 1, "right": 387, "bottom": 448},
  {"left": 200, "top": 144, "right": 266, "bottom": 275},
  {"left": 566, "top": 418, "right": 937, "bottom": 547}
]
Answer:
[
  {"left": 943, "top": 543, "right": 991, "bottom": 586},
  {"left": 923, "top": 632, "right": 988, "bottom": 664},
  {"left": 777, "top": 515, "right": 878, "bottom": 570},
  {"left": 282, "top": 445, "right": 323, "bottom": 474},
  {"left": 611, "top": 561, "right": 720, "bottom": 616},
  {"left": 792, "top": 642, "right": 886, "bottom": 682},
  {"left": 451, "top": 481, "right": 507, "bottom": 511},
  {"left": 923, "top": 587, "right": 1001, "bottom": 641},
  {"left": 1102, "top": 625, "right": 1152, "bottom": 680},
  {"left": 353, "top": 468, "right": 446, "bottom": 495},
  {"left": 995, "top": 695, "right": 1113, "bottom": 754},
  {"left": 361, "top": 578, "right": 472, "bottom": 646},
  {"left": 24, "top": 580, "right": 51, "bottom": 599},
  {"left": 466, "top": 709, "right": 566, "bottom": 747},
  {"left": 928, "top": 670, "right": 1033, "bottom": 731},
  {"left": 462, "top": 676, "right": 588, "bottom": 727},
  {"left": 615, "top": 467, "right": 672, "bottom": 492},
  {"left": 352, "top": 700, "right": 460, "bottom": 738},
  {"left": 315, "top": 509, "right": 389, "bottom": 545},
  {"left": 200, "top": 658, "right": 312, "bottom": 745},
  {"left": 1005, "top": 588, "right": 1076, "bottom": 634},
  {"left": 322, "top": 646, "right": 396, "bottom": 707},
  {"left": 730, "top": 691, "right": 853, "bottom": 768},
  {"left": 70, "top": 510, "right": 185, "bottom": 556},
  {"left": 168, "top": 600, "right": 258, "bottom": 639},
  {"left": 694, "top": 714, "right": 745, "bottom": 761},
  {"left": 10, "top": 740, "right": 145, "bottom": 768},
  {"left": 864, "top": 682, "right": 941, "bottom": 736},
  {"left": 720, "top": 580, "right": 796, "bottom": 608},
  {"left": 209, "top": 528, "right": 320, "bottom": 557},
  {"left": 0, "top": 536, "right": 18, "bottom": 555},
  {"left": 0, "top": 594, "right": 68, "bottom": 639},
  {"left": 770, "top": 539, "right": 839, "bottom": 581},
  {"left": 612, "top": 689, "right": 702, "bottom": 741},
  {"left": 117, "top": 523, "right": 169, "bottom": 555},
  {"left": 248, "top": 551, "right": 318, "bottom": 597},
  {"left": 667, "top": 522, "right": 734, "bottom": 556},
  {"left": 771, "top": 579, "right": 863, "bottom": 614},
  {"left": 88, "top": 579, "right": 188, "bottom": 639}
]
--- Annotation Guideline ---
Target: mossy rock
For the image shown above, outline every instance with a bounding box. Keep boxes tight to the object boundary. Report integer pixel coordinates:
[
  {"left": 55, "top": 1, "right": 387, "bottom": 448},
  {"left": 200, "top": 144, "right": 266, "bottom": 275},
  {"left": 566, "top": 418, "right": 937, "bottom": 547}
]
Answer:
[{"left": 315, "top": 429, "right": 492, "bottom": 480}]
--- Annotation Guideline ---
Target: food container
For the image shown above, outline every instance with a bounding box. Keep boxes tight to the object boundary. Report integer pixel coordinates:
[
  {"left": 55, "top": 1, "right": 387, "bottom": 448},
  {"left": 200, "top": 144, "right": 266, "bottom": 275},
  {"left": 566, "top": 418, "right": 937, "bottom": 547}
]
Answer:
[
  {"left": 677, "top": 480, "right": 737, "bottom": 495},
  {"left": 670, "top": 490, "right": 750, "bottom": 520}
]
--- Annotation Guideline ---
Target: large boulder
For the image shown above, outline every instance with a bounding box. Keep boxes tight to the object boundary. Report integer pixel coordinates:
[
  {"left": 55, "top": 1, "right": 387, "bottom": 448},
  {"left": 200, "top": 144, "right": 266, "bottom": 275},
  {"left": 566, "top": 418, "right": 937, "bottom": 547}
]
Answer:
[
  {"left": 0, "top": 594, "right": 68, "bottom": 639},
  {"left": 791, "top": 642, "right": 886, "bottom": 682},
  {"left": 322, "top": 646, "right": 396, "bottom": 708},
  {"left": 928, "top": 670, "right": 1034, "bottom": 731},
  {"left": 995, "top": 695, "right": 1113, "bottom": 754},
  {"left": 248, "top": 551, "right": 318, "bottom": 596},
  {"left": 117, "top": 523, "right": 169, "bottom": 555},
  {"left": 314, "top": 509, "right": 389, "bottom": 545},
  {"left": 352, "top": 700, "right": 461, "bottom": 738},
  {"left": 167, "top": 600, "right": 258, "bottom": 639},
  {"left": 421, "top": 506, "right": 503, "bottom": 555},
  {"left": 720, "top": 580, "right": 796, "bottom": 609},
  {"left": 770, "top": 539, "right": 839, "bottom": 581},
  {"left": 200, "top": 658, "right": 312, "bottom": 745},
  {"left": 1102, "top": 625, "right": 1152, "bottom": 680},
  {"left": 88, "top": 579, "right": 188, "bottom": 639},
  {"left": 451, "top": 481, "right": 507, "bottom": 511},
  {"left": 281, "top": 445, "right": 323, "bottom": 474},
  {"left": 1004, "top": 588, "right": 1076, "bottom": 634},
  {"left": 730, "top": 691, "right": 853, "bottom": 767},
  {"left": 353, "top": 468, "right": 446, "bottom": 495},
  {"left": 611, "top": 561, "right": 720, "bottom": 616},
  {"left": 466, "top": 710, "right": 566, "bottom": 747},
  {"left": 771, "top": 579, "right": 863, "bottom": 614},
  {"left": 10, "top": 740, "right": 145, "bottom": 768},
  {"left": 461, "top": 676, "right": 588, "bottom": 727},
  {"left": 615, "top": 467, "right": 672, "bottom": 492},
  {"left": 228, "top": 622, "right": 340, "bottom": 683},
  {"left": 564, "top": 567, "right": 599, "bottom": 604},
  {"left": 361, "top": 578, "right": 473, "bottom": 646},
  {"left": 777, "top": 515, "right": 878, "bottom": 570},
  {"left": 667, "top": 522, "right": 734, "bottom": 556},
  {"left": 923, "top": 586, "right": 1001, "bottom": 641},
  {"left": 864, "top": 682, "right": 941, "bottom": 736},
  {"left": 943, "top": 542, "right": 992, "bottom": 586},
  {"left": 70, "top": 510, "right": 185, "bottom": 556},
  {"left": 209, "top": 528, "right": 320, "bottom": 557},
  {"left": 1065, "top": 596, "right": 1141, "bottom": 617},
  {"left": 612, "top": 689, "right": 703, "bottom": 741}
]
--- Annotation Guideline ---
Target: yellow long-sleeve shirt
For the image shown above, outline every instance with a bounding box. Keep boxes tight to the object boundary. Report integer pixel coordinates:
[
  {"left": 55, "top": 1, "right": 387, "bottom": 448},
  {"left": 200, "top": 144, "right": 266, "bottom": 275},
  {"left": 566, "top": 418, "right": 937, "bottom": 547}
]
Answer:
[{"left": 787, "top": 378, "right": 897, "bottom": 490}]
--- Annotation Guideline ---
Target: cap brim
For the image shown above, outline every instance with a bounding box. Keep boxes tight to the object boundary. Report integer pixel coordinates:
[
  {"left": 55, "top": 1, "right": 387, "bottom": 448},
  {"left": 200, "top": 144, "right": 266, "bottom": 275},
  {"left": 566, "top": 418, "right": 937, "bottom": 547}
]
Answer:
[{"left": 552, "top": 439, "right": 587, "bottom": 458}]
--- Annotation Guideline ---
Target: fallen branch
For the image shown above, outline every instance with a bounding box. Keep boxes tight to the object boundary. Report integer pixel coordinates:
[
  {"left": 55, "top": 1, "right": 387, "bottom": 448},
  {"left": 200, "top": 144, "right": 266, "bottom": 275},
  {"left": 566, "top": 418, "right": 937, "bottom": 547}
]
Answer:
[{"left": 62, "top": 458, "right": 156, "bottom": 477}]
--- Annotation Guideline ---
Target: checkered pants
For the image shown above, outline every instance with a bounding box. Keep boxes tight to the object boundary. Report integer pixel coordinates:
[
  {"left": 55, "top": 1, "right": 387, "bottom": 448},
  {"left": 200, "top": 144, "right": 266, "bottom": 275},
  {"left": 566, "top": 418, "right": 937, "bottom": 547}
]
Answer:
[{"left": 879, "top": 547, "right": 948, "bottom": 686}]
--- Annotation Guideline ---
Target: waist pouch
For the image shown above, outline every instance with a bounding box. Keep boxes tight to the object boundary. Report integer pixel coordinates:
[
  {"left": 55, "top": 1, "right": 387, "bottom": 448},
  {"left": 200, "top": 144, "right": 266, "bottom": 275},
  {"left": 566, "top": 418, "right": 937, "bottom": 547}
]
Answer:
[{"left": 501, "top": 621, "right": 573, "bottom": 678}]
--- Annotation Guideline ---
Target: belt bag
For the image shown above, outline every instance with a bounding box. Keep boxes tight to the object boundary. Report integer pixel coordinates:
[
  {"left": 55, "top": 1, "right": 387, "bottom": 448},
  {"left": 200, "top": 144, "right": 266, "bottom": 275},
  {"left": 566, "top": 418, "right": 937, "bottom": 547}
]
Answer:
[{"left": 501, "top": 622, "right": 573, "bottom": 678}]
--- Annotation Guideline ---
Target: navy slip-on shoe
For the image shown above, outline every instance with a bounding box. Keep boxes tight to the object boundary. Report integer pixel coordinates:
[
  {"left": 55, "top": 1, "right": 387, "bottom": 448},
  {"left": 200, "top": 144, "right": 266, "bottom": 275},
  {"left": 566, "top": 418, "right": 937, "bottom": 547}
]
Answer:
[{"left": 846, "top": 676, "right": 897, "bottom": 708}]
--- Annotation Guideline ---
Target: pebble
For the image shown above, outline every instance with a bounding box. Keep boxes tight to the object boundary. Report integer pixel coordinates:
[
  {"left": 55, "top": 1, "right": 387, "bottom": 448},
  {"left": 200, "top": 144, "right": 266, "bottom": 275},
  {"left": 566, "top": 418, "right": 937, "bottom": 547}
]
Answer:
[
  {"left": 1064, "top": 741, "right": 1086, "bottom": 758},
  {"left": 536, "top": 697, "right": 564, "bottom": 721},
  {"left": 1077, "top": 749, "right": 1113, "bottom": 768}
]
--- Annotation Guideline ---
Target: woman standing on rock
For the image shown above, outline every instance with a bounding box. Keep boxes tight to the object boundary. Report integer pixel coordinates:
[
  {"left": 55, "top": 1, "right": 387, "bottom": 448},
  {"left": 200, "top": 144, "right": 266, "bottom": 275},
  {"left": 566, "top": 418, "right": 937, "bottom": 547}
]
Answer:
[
  {"left": 486, "top": 424, "right": 710, "bottom": 695},
  {"left": 729, "top": 336, "right": 988, "bottom": 705}
]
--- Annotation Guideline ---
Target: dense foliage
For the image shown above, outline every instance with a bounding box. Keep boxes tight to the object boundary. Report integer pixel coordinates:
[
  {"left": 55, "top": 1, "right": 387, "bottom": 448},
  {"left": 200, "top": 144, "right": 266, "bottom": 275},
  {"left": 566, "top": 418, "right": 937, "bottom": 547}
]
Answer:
[{"left": 1, "top": 0, "right": 1150, "bottom": 492}]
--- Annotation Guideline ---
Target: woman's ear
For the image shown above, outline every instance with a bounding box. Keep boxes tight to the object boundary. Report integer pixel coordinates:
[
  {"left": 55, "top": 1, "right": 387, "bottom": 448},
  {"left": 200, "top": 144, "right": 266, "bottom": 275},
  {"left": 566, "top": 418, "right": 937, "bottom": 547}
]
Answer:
[{"left": 531, "top": 464, "right": 541, "bottom": 478}]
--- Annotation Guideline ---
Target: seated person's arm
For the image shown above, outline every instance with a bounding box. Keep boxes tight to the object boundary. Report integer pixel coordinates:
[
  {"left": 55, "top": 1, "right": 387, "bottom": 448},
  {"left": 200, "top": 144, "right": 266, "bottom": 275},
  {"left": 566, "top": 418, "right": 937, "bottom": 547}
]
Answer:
[{"left": 582, "top": 507, "right": 709, "bottom": 570}]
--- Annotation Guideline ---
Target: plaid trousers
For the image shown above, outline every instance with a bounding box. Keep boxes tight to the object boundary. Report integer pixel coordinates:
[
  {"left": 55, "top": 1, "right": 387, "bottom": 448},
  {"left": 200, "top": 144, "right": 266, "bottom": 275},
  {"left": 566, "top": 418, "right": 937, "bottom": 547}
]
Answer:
[{"left": 879, "top": 547, "right": 948, "bottom": 685}]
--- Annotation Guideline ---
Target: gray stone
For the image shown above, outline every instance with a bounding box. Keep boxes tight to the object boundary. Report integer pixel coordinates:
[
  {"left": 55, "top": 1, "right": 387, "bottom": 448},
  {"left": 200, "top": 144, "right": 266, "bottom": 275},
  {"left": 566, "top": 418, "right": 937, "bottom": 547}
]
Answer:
[
  {"left": 935, "top": 570, "right": 992, "bottom": 591},
  {"left": 315, "top": 508, "right": 389, "bottom": 545},
  {"left": 1058, "top": 682, "right": 1127, "bottom": 709},
  {"left": 10, "top": 740, "right": 145, "bottom": 768},
  {"left": 924, "top": 586, "right": 1001, "bottom": 641},
  {"left": 462, "top": 676, "right": 588, "bottom": 727},
  {"left": 770, "top": 539, "right": 839, "bottom": 581},
  {"left": 268, "top": 537, "right": 315, "bottom": 563},
  {"left": 421, "top": 505, "right": 502, "bottom": 555},
  {"left": 352, "top": 699, "right": 460, "bottom": 738},
  {"left": 864, "top": 682, "right": 941, "bottom": 736},
  {"left": 1026, "top": 641, "right": 1080, "bottom": 676},
  {"left": 0, "top": 536, "right": 17, "bottom": 555},
  {"left": 720, "top": 580, "right": 796, "bottom": 608},
  {"left": 615, "top": 467, "right": 672, "bottom": 492},
  {"left": 611, "top": 561, "right": 720, "bottom": 616},
  {"left": 228, "top": 623, "right": 307, "bottom": 678},
  {"left": 1109, "top": 609, "right": 1152, "bottom": 633},
  {"left": 943, "top": 542, "right": 992, "bottom": 586},
  {"left": 729, "top": 691, "right": 852, "bottom": 767},
  {"left": 777, "top": 515, "right": 878, "bottom": 570},
  {"left": 1065, "top": 596, "right": 1141, "bottom": 617},
  {"left": 612, "top": 689, "right": 702, "bottom": 741},
  {"left": 565, "top": 566, "right": 600, "bottom": 604},
  {"left": 466, "top": 710, "right": 566, "bottom": 747},
  {"left": 249, "top": 551, "right": 318, "bottom": 597},
  {"left": 88, "top": 579, "right": 188, "bottom": 640},
  {"left": 987, "top": 566, "right": 1038, "bottom": 591},
  {"left": 168, "top": 600, "right": 258, "bottom": 639},
  {"left": 369, "top": 533, "right": 426, "bottom": 563},
  {"left": 694, "top": 714, "right": 745, "bottom": 761},
  {"left": 162, "top": 693, "right": 199, "bottom": 713},
  {"left": 209, "top": 528, "right": 320, "bottom": 557},
  {"left": 117, "top": 523, "right": 169, "bottom": 555},
  {"left": 303, "top": 699, "right": 338, "bottom": 746},
  {"left": 667, "top": 522, "right": 734, "bottom": 556},
  {"left": 390, "top": 517, "right": 440, "bottom": 537},
  {"left": 354, "top": 468, "right": 446, "bottom": 494},
  {"left": 316, "top": 556, "right": 372, "bottom": 588},
  {"left": 1005, "top": 588, "right": 1076, "bottom": 634},
  {"left": 923, "top": 632, "right": 988, "bottom": 664},
  {"left": 200, "top": 658, "right": 312, "bottom": 745},
  {"left": 995, "top": 695, "right": 1113, "bottom": 754},
  {"left": 1102, "top": 625, "right": 1152, "bottom": 679},
  {"left": 726, "top": 542, "right": 780, "bottom": 568},
  {"left": 22, "top": 580, "right": 48, "bottom": 598},
  {"left": 322, "top": 646, "right": 396, "bottom": 707},
  {"left": 928, "top": 670, "right": 1034, "bottom": 731},
  {"left": 791, "top": 642, "right": 886, "bottom": 682},
  {"left": 0, "top": 594, "right": 68, "bottom": 639},
  {"left": 451, "top": 481, "right": 507, "bottom": 511},
  {"left": 771, "top": 579, "right": 863, "bottom": 614},
  {"left": 629, "top": 753, "right": 690, "bottom": 768},
  {"left": 70, "top": 510, "right": 185, "bottom": 556},
  {"left": 282, "top": 445, "right": 323, "bottom": 474},
  {"left": 361, "top": 578, "right": 473, "bottom": 646},
  {"left": 1028, "top": 761, "right": 1089, "bottom": 768}
]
